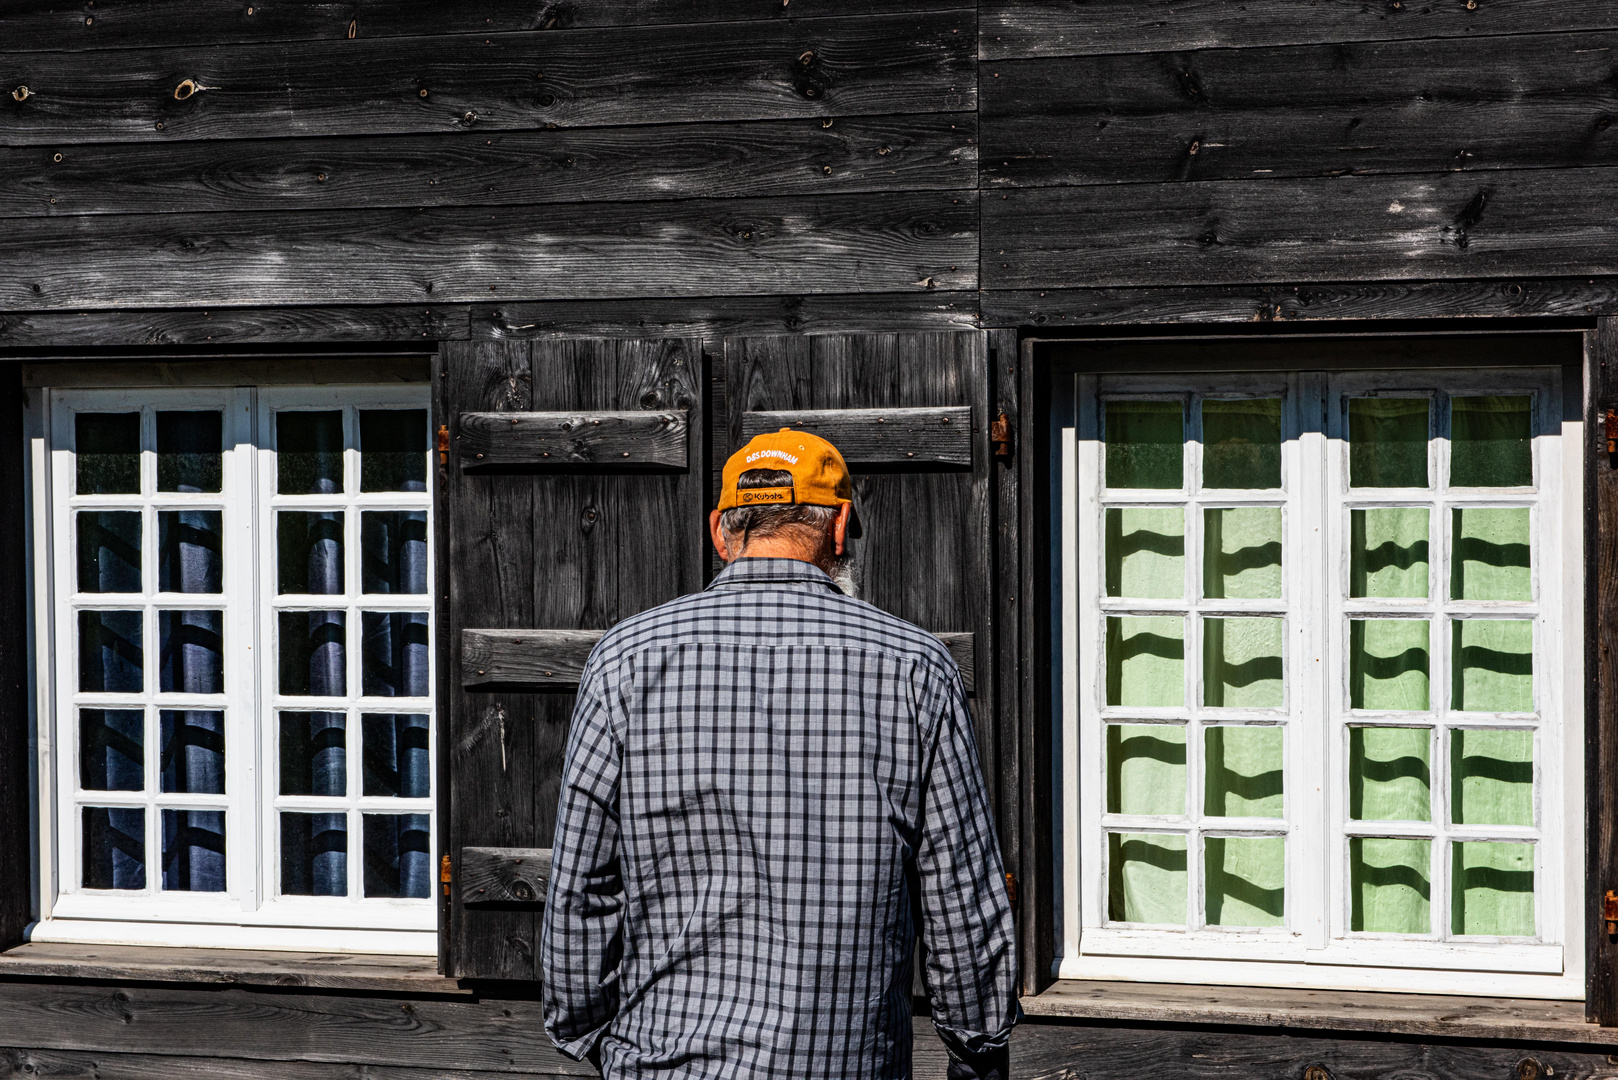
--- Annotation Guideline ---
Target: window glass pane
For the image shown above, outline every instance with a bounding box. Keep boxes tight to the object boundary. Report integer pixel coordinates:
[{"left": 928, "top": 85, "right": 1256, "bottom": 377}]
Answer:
[
  {"left": 1104, "top": 507, "right": 1183, "bottom": 599},
  {"left": 1203, "top": 725, "right": 1283, "bottom": 818},
  {"left": 361, "top": 612, "right": 430, "bottom": 698},
  {"left": 1203, "top": 617, "right": 1283, "bottom": 708},
  {"left": 160, "top": 710, "right": 224, "bottom": 794},
  {"left": 1105, "top": 616, "right": 1184, "bottom": 707},
  {"left": 280, "top": 812, "right": 347, "bottom": 896},
  {"left": 278, "top": 610, "right": 346, "bottom": 696},
  {"left": 1203, "top": 507, "right": 1281, "bottom": 600},
  {"left": 77, "top": 511, "right": 141, "bottom": 594},
  {"left": 362, "top": 511, "right": 429, "bottom": 595},
  {"left": 360, "top": 410, "right": 428, "bottom": 493},
  {"left": 277, "top": 511, "right": 344, "bottom": 595},
  {"left": 1349, "top": 837, "right": 1431, "bottom": 933},
  {"left": 363, "top": 714, "right": 431, "bottom": 798},
  {"left": 279, "top": 712, "right": 346, "bottom": 797},
  {"left": 362, "top": 813, "right": 431, "bottom": 898},
  {"left": 79, "top": 709, "right": 143, "bottom": 792},
  {"left": 1105, "top": 400, "right": 1183, "bottom": 489},
  {"left": 1349, "top": 619, "right": 1430, "bottom": 711},
  {"left": 1451, "top": 619, "right": 1533, "bottom": 713},
  {"left": 1105, "top": 724, "right": 1185, "bottom": 816},
  {"left": 76, "top": 413, "right": 140, "bottom": 495},
  {"left": 161, "top": 809, "right": 225, "bottom": 892},
  {"left": 1107, "top": 832, "right": 1186, "bottom": 925},
  {"left": 158, "top": 510, "right": 222, "bottom": 594},
  {"left": 78, "top": 609, "right": 143, "bottom": 693},
  {"left": 1451, "top": 508, "right": 1531, "bottom": 601},
  {"left": 1350, "top": 508, "right": 1428, "bottom": 599},
  {"left": 277, "top": 411, "right": 343, "bottom": 495},
  {"left": 1204, "top": 836, "right": 1284, "bottom": 927},
  {"left": 83, "top": 806, "right": 146, "bottom": 890},
  {"left": 1451, "top": 395, "right": 1532, "bottom": 488},
  {"left": 1349, "top": 726, "right": 1431, "bottom": 822},
  {"left": 1451, "top": 841, "right": 1534, "bottom": 936},
  {"left": 155, "top": 411, "right": 222, "bottom": 493},
  {"left": 158, "top": 610, "right": 224, "bottom": 694},
  {"left": 1349, "top": 398, "right": 1429, "bottom": 488},
  {"left": 1451, "top": 729, "right": 1533, "bottom": 827},
  {"left": 1202, "top": 398, "right": 1281, "bottom": 489}
]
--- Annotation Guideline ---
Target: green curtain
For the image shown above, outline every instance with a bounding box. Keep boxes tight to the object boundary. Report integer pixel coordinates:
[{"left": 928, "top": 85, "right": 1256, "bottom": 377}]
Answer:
[
  {"left": 1349, "top": 726, "right": 1431, "bottom": 822},
  {"left": 1203, "top": 507, "right": 1282, "bottom": 599},
  {"left": 1202, "top": 398, "right": 1282, "bottom": 489},
  {"left": 1350, "top": 619, "right": 1430, "bottom": 710},
  {"left": 1105, "top": 507, "right": 1184, "bottom": 598},
  {"left": 1106, "top": 616, "right": 1184, "bottom": 707},
  {"left": 1451, "top": 841, "right": 1534, "bottom": 936},
  {"left": 1452, "top": 620, "right": 1533, "bottom": 713},
  {"left": 1108, "top": 832, "right": 1186, "bottom": 925},
  {"left": 1451, "top": 728, "right": 1533, "bottom": 827},
  {"left": 1204, "top": 725, "right": 1283, "bottom": 818},
  {"left": 1350, "top": 837, "right": 1431, "bottom": 933},
  {"left": 1349, "top": 398, "right": 1429, "bottom": 488},
  {"left": 1107, "top": 400, "right": 1183, "bottom": 489},
  {"left": 1451, "top": 395, "right": 1532, "bottom": 488},
  {"left": 1451, "top": 507, "right": 1530, "bottom": 601},
  {"left": 1205, "top": 836, "right": 1285, "bottom": 927},
  {"left": 1106, "top": 724, "right": 1185, "bottom": 815},
  {"left": 1203, "top": 617, "right": 1284, "bottom": 707},
  {"left": 1350, "top": 508, "right": 1428, "bottom": 598}
]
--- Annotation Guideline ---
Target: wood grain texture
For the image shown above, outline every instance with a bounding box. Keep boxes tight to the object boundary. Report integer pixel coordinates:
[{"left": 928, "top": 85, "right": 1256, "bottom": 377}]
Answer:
[
  {"left": 0, "top": 365, "right": 25, "bottom": 951},
  {"left": 981, "top": 279, "right": 1618, "bottom": 328},
  {"left": 0, "top": 1047, "right": 591, "bottom": 1080},
  {"left": 981, "top": 32, "right": 1618, "bottom": 188},
  {"left": 984, "top": 168, "right": 1618, "bottom": 289},
  {"left": 0, "top": 305, "right": 466, "bottom": 346},
  {"left": 3, "top": 0, "right": 953, "bottom": 51},
  {"left": 459, "top": 847, "right": 551, "bottom": 906},
  {"left": 22, "top": 357, "right": 430, "bottom": 388},
  {"left": 0, "top": 943, "right": 461, "bottom": 994},
  {"left": 1018, "top": 335, "right": 1054, "bottom": 996},
  {"left": 0, "top": 12, "right": 974, "bottom": 145},
  {"left": 935, "top": 632, "right": 975, "bottom": 694},
  {"left": 741, "top": 406, "right": 973, "bottom": 465},
  {"left": 1590, "top": 318, "right": 1618, "bottom": 1023},
  {"left": 2, "top": 192, "right": 977, "bottom": 310},
  {"left": 460, "top": 629, "right": 602, "bottom": 689},
  {"left": 0, "top": 115, "right": 975, "bottom": 218},
  {"left": 981, "top": 0, "right": 1618, "bottom": 59},
  {"left": 458, "top": 410, "right": 688, "bottom": 469},
  {"left": 986, "top": 328, "right": 1022, "bottom": 973}
]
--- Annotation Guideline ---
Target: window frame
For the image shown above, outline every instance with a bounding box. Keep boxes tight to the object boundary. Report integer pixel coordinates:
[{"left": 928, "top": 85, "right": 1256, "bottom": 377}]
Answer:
[{"left": 28, "top": 380, "right": 437, "bottom": 954}]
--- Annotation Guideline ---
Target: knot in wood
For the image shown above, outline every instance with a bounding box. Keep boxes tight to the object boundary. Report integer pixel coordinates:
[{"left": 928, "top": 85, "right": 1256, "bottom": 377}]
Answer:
[
  {"left": 11, "top": 85, "right": 29, "bottom": 102},
  {"left": 1516, "top": 1058, "right": 1544, "bottom": 1080},
  {"left": 1302, "top": 1066, "right": 1331, "bottom": 1080},
  {"left": 173, "top": 79, "right": 200, "bottom": 101}
]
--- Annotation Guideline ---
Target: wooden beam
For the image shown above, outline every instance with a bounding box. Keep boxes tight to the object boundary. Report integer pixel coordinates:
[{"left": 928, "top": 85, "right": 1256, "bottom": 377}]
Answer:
[
  {"left": 1590, "top": 318, "right": 1618, "bottom": 1024},
  {"left": 0, "top": 305, "right": 468, "bottom": 347},
  {"left": 457, "top": 410, "right": 688, "bottom": 470},
  {"left": 458, "top": 847, "right": 551, "bottom": 907},
  {"left": 0, "top": 364, "right": 26, "bottom": 952},
  {"left": 741, "top": 407, "right": 973, "bottom": 466},
  {"left": 0, "top": 942, "right": 462, "bottom": 994}
]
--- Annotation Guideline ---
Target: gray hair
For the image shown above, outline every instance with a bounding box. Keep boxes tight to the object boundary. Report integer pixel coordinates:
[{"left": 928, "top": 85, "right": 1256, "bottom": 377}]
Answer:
[{"left": 719, "top": 469, "right": 839, "bottom": 551}]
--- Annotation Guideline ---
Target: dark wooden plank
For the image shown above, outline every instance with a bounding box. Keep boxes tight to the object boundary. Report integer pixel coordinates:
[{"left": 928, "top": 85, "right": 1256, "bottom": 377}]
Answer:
[
  {"left": 458, "top": 410, "right": 686, "bottom": 470},
  {"left": 461, "top": 629, "right": 602, "bottom": 689},
  {"left": 21, "top": 357, "right": 430, "bottom": 387},
  {"left": 0, "top": 12, "right": 975, "bottom": 146},
  {"left": 1590, "top": 318, "right": 1618, "bottom": 1024},
  {"left": 741, "top": 406, "right": 972, "bottom": 465},
  {"left": 1018, "top": 334, "right": 1053, "bottom": 996},
  {"left": 4, "top": 0, "right": 952, "bottom": 51},
  {"left": 982, "top": 32, "right": 1618, "bottom": 188},
  {"left": 0, "top": 1047, "right": 591, "bottom": 1080},
  {"left": 981, "top": 0, "right": 1618, "bottom": 59},
  {"left": 986, "top": 328, "right": 1020, "bottom": 925},
  {"left": 0, "top": 305, "right": 467, "bottom": 347},
  {"left": 0, "top": 943, "right": 462, "bottom": 994},
  {"left": 0, "top": 364, "right": 24, "bottom": 952},
  {"left": 2, "top": 192, "right": 978, "bottom": 310},
  {"left": 984, "top": 168, "right": 1618, "bottom": 290},
  {"left": 441, "top": 341, "right": 540, "bottom": 981},
  {"left": 981, "top": 279, "right": 1618, "bottom": 328},
  {"left": 0, "top": 114, "right": 975, "bottom": 219},
  {"left": 935, "top": 631, "right": 974, "bottom": 693},
  {"left": 459, "top": 847, "right": 552, "bottom": 907}
]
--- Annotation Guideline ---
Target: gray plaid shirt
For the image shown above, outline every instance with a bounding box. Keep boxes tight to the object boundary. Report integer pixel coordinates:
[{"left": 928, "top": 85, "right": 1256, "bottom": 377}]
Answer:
[{"left": 541, "top": 557, "right": 1020, "bottom": 1079}]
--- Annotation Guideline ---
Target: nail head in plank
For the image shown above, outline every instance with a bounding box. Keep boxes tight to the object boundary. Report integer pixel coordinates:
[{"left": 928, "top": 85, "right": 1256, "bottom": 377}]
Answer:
[
  {"left": 741, "top": 406, "right": 973, "bottom": 466},
  {"left": 457, "top": 410, "right": 687, "bottom": 469}
]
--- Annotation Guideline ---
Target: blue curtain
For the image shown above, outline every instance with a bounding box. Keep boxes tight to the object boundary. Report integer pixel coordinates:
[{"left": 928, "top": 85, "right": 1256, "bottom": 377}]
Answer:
[
  {"left": 278, "top": 611, "right": 346, "bottom": 696},
  {"left": 362, "top": 713, "right": 429, "bottom": 798},
  {"left": 281, "top": 811, "right": 347, "bottom": 896},
  {"left": 279, "top": 712, "right": 346, "bottom": 797},
  {"left": 363, "top": 813, "right": 430, "bottom": 898},
  {"left": 361, "top": 612, "right": 429, "bottom": 698},
  {"left": 159, "top": 510, "right": 222, "bottom": 593},
  {"left": 79, "top": 610, "right": 143, "bottom": 693},
  {"left": 162, "top": 809, "right": 225, "bottom": 892},
  {"left": 361, "top": 511, "right": 427, "bottom": 594},
  {"left": 160, "top": 710, "right": 224, "bottom": 794},
  {"left": 77, "top": 511, "right": 140, "bottom": 593},
  {"left": 159, "top": 610, "right": 223, "bottom": 694},
  {"left": 278, "top": 511, "right": 343, "bottom": 594},
  {"left": 83, "top": 807, "right": 145, "bottom": 890},
  {"left": 79, "top": 709, "right": 143, "bottom": 791}
]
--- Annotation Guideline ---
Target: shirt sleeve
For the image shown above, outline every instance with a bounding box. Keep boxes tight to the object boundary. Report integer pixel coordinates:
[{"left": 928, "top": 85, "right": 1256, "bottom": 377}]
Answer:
[
  {"left": 914, "top": 661, "right": 1023, "bottom": 1062},
  {"left": 540, "top": 663, "right": 626, "bottom": 1060}
]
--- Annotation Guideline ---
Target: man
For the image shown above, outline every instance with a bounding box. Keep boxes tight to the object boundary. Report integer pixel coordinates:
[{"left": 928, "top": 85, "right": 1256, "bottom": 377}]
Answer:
[{"left": 541, "top": 428, "right": 1020, "bottom": 1079}]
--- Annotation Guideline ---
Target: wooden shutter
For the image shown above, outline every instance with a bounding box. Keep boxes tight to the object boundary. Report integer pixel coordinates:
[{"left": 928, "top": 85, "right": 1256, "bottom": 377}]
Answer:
[{"left": 435, "top": 339, "right": 705, "bottom": 980}]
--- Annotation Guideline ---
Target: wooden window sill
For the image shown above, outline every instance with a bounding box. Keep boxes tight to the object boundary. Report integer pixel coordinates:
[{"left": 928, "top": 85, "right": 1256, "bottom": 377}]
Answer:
[
  {"left": 0, "top": 941, "right": 467, "bottom": 995},
  {"left": 1023, "top": 980, "right": 1611, "bottom": 1044}
]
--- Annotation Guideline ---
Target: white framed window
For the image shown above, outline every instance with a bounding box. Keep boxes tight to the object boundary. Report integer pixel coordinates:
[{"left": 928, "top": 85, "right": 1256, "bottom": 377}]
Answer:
[
  {"left": 1058, "top": 366, "right": 1583, "bottom": 997},
  {"left": 28, "top": 382, "right": 436, "bottom": 953}
]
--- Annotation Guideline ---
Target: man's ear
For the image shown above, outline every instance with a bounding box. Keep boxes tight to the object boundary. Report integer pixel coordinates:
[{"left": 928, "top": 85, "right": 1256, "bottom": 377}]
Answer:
[
  {"left": 709, "top": 509, "right": 734, "bottom": 562},
  {"left": 833, "top": 502, "right": 853, "bottom": 556}
]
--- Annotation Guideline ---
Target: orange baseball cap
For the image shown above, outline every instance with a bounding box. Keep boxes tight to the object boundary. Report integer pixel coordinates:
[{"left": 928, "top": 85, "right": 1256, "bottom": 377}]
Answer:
[{"left": 720, "top": 428, "right": 859, "bottom": 532}]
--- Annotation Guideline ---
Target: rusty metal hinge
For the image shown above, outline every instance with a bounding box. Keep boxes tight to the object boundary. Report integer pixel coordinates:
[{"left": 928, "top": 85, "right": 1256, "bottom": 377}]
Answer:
[
  {"left": 990, "top": 412, "right": 1013, "bottom": 459},
  {"left": 441, "top": 853, "right": 453, "bottom": 898},
  {"left": 1604, "top": 889, "right": 1617, "bottom": 935},
  {"left": 437, "top": 423, "right": 450, "bottom": 465},
  {"left": 1005, "top": 872, "right": 1017, "bottom": 910}
]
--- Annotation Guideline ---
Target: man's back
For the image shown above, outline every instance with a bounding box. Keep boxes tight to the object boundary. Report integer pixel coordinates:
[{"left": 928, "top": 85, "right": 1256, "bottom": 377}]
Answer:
[{"left": 541, "top": 557, "right": 1018, "bottom": 1079}]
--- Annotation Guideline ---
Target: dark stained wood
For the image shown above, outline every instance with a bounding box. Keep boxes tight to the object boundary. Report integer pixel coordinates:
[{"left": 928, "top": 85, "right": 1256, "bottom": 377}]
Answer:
[
  {"left": 0, "top": 1047, "right": 589, "bottom": 1080},
  {"left": 986, "top": 327, "right": 1020, "bottom": 951},
  {"left": 458, "top": 409, "right": 688, "bottom": 470},
  {"left": 0, "top": 365, "right": 24, "bottom": 952},
  {"left": 1034, "top": 333, "right": 1584, "bottom": 375},
  {"left": 22, "top": 357, "right": 430, "bottom": 388},
  {"left": 984, "top": 169, "right": 1618, "bottom": 290},
  {"left": 741, "top": 406, "right": 973, "bottom": 466},
  {"left": 1590, "top": 318, "right": 1618, "bottom": 1024},
  {"left": 981, "top": 279, "right": 1618, "bottom": 328},
  {"left": 3, "top": 0, "right": 954, "bottom": 51},
  {"left": 935, "top": 632, "right": 975, "bottom": 694},
  {"left": 1, "top": 192, "right": 978, "bottom": 310},
  {"left": 981, "top": 0, "right": 1618, "bottom": 59},
  {"left": 460, "top": 629, "right": 601, "bottom": 689},
  {"left": 459, "top": 847, "right": 552, "bottom": 906},
  {"left": 0, "top": 115, "right": 976, "bottom": 218},
  {"left": 0, "top": 13, "right": 975, "bottom": 146},
  {"left": 1018, "top": 334, "right": 1053, "bottom": 996},
  {"left": 981, "top": 33, "right": 1618, "bottom": 188},
  {"left": 0, "top": 943, "right": 462, "bottom": 994},
  {"left": 0, "top": 305, "right": 466, "bottom": 347}
]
